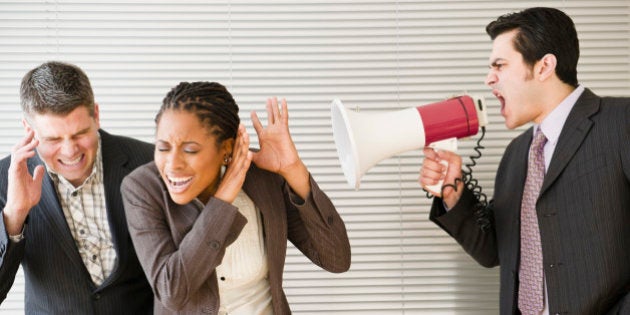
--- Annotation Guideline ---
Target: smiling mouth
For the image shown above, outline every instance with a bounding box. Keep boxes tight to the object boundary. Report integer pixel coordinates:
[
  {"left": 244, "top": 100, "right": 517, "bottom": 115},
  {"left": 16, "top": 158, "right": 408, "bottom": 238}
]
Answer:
[{"left": 166, "top": 175, "right": 193, "bottom": 192}]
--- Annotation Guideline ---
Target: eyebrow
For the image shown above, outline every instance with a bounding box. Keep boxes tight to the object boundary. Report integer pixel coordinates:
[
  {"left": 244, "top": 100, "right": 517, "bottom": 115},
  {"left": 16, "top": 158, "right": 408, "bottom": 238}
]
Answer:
[
  {"left": 156, "top": 140, "right": 201, "bottom": 146},
  {"left": 41, "top": 126, "right": 91, "bottom": 141},
  {"left": 489, "top": 58, "right": 506, "bottom": 67}
]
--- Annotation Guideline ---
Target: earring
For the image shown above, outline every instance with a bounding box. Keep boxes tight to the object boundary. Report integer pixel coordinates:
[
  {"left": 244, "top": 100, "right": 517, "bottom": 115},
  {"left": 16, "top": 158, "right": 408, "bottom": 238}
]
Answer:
[{"left": 223, "top": 154, "right": 232, "bottom": 165}]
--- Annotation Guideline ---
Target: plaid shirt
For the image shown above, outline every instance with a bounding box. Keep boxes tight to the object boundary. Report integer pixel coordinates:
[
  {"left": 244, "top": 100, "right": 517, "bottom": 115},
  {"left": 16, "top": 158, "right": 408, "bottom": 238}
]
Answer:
[{"left": 48, "top": 140, "right": 116, "bottom": 285}]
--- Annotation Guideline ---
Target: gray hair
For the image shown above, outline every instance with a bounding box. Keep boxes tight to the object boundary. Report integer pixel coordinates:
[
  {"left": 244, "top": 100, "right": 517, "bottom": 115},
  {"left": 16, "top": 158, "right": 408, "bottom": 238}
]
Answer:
[{"left": 20, "top": 61, "right": 96, "bottom": 117}]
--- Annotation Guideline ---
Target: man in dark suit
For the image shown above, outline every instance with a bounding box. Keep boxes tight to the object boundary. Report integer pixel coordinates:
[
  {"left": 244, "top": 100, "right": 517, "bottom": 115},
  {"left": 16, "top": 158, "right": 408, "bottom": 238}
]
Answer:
[
  {"left": 420, "top": 7, "right": 630, "bottom": 315},
  {"left": 0, "top": 61, "right": 153, "bottom": 314}
]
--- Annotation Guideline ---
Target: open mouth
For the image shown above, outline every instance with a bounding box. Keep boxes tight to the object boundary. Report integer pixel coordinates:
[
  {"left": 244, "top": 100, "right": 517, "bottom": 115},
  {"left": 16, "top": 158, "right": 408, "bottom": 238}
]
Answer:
[
  {"left": 165, "top": 175, "right": 193, "bottom": 192},
  {"left": 493, "top": 90, "right": 506, "bottom": 114},
  {"left": 59, "top": 154, "right": 84, "bottom": 167}
]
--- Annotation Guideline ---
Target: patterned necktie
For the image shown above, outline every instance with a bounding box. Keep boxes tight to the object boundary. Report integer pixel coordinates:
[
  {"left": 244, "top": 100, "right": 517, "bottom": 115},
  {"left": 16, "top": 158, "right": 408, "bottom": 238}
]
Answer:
[{"left": 518, "top": 128, "right": 547, "bottom": 314}]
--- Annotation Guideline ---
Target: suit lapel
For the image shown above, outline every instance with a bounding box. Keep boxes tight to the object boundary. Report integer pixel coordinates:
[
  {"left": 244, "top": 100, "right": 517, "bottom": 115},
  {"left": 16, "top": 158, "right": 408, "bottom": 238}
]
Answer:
[
  {"left": 540, "top": 89, "right": 599, "bottom": 196},
  {"left": 98, "top": 130, "right": 132, "bottom": 284},
  {"left": 30, "top": 156, "right": 86, "bottom": 272}
]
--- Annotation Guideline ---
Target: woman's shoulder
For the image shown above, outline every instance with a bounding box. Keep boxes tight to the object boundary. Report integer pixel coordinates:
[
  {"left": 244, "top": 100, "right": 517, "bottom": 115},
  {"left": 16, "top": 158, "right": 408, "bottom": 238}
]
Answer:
[{"left": 122, "top": 161, "right": 164, "bottom": 194}]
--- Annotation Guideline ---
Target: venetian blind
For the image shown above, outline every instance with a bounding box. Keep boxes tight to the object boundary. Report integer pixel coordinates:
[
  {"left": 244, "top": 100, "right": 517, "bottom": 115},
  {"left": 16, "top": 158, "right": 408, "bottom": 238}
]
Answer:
[{"left": 0, "top": 1, "right": 628, "bottom": 314}]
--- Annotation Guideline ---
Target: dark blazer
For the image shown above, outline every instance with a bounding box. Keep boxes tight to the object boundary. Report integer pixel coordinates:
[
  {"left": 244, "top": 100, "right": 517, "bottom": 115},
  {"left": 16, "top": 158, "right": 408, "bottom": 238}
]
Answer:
[
  {"left": 429, "top": 89, "right": 630, "bottom": 314},
  {"left": 121, "top": 161, "right": 351, "bottom": 315},
  {"left": 0, "top": 130, "right": 154, "bottom": 314}
]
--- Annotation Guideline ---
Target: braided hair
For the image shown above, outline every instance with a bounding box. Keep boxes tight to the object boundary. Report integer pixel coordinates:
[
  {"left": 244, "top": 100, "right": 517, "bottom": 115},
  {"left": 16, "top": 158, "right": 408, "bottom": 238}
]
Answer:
[{"left": 156, "top": 81, "right": 240, "bottom": 146}]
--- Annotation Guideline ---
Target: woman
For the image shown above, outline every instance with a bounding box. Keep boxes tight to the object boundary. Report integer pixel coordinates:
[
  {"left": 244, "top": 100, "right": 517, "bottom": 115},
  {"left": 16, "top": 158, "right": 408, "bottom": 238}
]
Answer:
[{"left": 121, "top": 81, "right": 351, "bottom": 315}]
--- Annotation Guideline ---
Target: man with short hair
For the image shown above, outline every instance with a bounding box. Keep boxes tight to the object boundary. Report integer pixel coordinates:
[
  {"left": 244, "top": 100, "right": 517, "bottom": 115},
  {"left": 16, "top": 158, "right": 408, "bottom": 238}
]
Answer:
[
  {"left": 0, "top": 61, "right": 153, "bottom": 314},
  {"left": 420, "top": 7, "right": 630, "bottom": 314}
]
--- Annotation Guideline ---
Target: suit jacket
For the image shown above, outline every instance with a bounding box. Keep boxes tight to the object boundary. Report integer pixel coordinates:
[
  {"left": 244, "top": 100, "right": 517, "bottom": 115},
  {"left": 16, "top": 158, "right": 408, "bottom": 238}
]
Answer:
[
  {"left": 121, "top": 161, "right": 351, "bottom": 315},
  {"left": 0, "top": 130, "right": 154, "bottom": 314},
  {"left": 430, "top": 89, "right": 630, "bottom": 314}
]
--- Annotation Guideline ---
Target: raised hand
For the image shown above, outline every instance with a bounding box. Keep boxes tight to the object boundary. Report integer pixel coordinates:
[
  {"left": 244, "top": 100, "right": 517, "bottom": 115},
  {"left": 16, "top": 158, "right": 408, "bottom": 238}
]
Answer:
[
  {"left": 420, "top": 147, "right": 464, "bottom": 208},
  {"left": 251, "top": 97, "right": 310, "bottom": 199},
  {"left": 4, "top": 130, "right": 45, "bottom": 235},
  {"left": 214, "top": 124, "right": 252, "bottom": 204}
]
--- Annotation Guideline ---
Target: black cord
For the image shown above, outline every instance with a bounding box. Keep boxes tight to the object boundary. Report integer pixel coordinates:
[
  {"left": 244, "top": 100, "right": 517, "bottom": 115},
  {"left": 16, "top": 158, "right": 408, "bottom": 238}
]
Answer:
[{"left": 424, "top": 126, "right": 492, "bottom": 232}]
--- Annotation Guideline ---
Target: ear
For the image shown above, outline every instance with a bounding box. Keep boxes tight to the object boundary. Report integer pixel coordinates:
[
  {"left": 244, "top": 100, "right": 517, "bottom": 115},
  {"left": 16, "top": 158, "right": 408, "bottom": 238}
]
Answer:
[
  {"left": 22, "top": 117, "right": 34, "bottom": 133},
  {"left": 536, "top": 53, "right": 557, "bottom": 81},
  {"left": 93, "top": 103, "right": 101, "bottom": 129},
  {"left": 220, "top": 137, "right": 235, "bottom": 156}
]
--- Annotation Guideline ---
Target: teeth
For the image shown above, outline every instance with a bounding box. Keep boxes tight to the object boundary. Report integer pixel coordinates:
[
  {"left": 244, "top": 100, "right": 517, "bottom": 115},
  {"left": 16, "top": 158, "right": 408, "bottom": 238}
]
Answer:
[
  {"left": 167, "top": 176, "right": 193, "bottom": 186},
  {"left": 61, "top": 156, "right": 82, "bottom": 166}
]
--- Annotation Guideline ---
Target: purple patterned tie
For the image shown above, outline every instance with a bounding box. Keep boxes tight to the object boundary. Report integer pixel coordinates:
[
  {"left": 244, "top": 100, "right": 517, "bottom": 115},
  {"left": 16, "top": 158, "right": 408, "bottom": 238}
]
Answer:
[{"left": 518, "top": 128, "right": 547, "bottom": 314}]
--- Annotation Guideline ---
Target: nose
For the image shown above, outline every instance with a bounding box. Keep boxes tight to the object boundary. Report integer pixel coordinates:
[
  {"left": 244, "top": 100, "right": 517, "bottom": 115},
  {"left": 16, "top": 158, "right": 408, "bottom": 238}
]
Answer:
[
  {"left": 485, "top": 70, "right": 497, "bottom": 87},
  {"left": 60, "top": 139, "right": 79, "bottom": 157},
  {"left": 166, "top": 151, "right": 185, "bottom": 170}
]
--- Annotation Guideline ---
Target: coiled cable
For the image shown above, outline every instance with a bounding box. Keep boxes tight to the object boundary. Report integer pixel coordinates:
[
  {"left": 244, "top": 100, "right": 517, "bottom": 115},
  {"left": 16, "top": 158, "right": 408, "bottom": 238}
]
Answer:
[{"left": 424, "top": 126, "right": 493, "bottom": 232}]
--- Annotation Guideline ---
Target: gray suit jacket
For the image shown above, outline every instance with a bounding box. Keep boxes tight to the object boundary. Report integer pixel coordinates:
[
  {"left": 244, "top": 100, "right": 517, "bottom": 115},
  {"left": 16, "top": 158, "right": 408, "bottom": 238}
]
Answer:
[
  {"left": 0, "top": 130, "right": 154, "bottom": 314},
  {"left": 430, "top": 89, "right": 630, "bottom": 314},
  {"left": 121, "top": 161, "right": 351, "bottom": 315}
]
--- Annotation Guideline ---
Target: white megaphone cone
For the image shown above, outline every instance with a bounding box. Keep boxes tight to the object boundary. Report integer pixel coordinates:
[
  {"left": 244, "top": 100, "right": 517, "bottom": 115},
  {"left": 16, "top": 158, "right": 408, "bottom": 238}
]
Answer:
[{"left": 331, "top": 95, "right": 488, "bottom": 190}]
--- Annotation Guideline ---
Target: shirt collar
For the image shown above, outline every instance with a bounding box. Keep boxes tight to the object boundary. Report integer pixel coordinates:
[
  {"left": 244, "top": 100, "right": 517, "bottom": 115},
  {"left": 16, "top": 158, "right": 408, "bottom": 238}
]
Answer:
[{"left": 536, "top": 84, "right": 585, "bottom": 145}]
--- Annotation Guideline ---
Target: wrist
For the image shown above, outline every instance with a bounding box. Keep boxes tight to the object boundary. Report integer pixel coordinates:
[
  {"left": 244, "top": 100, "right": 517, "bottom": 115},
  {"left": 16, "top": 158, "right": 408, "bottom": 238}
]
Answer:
[
  {"left": 2, "top": 208, "right": 28, "bottom": 236},
  {"left": 279, "top": 160, "right": 307, "bottom": 179},
  {"left": 8, "top": 224, "right": 25, "bottom": 243}
]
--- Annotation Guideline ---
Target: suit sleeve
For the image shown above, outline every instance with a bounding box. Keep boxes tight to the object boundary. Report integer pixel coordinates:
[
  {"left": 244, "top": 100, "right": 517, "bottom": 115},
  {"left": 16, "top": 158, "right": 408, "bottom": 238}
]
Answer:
[
  {"left": 607, "top": 105, "right": 630, "bottom": 314},
  {"left": 0, "top": 159, "right": 25, "bottom": 303},
  {"left": 429, "top": 188, "right": 499, "bottom": 268},
  {"left": 284, "top": 173, "right": 351, "bottom": 273},
  {"left": 0, "top": 210, "right": 25, "bottom": 303},
  {"left": 121, "top": 171, "right": 247, "bottom": 311}
]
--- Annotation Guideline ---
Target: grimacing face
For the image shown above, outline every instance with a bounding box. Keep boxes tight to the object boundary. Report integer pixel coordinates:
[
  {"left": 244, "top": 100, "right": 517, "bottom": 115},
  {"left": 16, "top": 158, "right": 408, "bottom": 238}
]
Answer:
[
  {"left": 154, "top": 109, "right": 233, "bottom": 205},
  {"left": 485, "top": 29, "right": 545, "bottom": 129},
  {"left": 25, "top": 105, "right": 101, "bottom": 187}
]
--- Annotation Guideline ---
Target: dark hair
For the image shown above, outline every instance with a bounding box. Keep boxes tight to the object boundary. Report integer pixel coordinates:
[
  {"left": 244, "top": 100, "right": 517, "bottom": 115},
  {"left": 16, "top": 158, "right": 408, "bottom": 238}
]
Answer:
[
  {"left": 20, "top": 61, "right": 96, "bottom": 116},
  {"left": 486, "top": 7, "right": 579, "bottom": 87},
  {"left": 156, "top": 81, "right": 240, "bottom": 146}
]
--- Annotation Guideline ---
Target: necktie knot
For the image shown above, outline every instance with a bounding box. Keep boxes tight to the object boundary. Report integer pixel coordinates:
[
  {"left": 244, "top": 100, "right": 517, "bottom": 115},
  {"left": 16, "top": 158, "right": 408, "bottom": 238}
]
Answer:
[{"left": 532, "top": 128, "right": 547, "bottom": 153}]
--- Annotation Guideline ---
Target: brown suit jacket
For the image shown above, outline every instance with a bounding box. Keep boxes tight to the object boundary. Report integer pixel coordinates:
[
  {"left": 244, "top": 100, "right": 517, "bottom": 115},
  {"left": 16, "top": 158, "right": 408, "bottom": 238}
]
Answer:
[{"left": 121, "top": 161, "right": 351, "bottom": 315}]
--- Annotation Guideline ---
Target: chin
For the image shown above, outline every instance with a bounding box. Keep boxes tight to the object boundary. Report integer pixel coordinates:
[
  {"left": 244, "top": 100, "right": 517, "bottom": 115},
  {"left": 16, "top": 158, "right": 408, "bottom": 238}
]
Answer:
[{"left": 169, "top": 193, "right": 194, "bottom": 205}]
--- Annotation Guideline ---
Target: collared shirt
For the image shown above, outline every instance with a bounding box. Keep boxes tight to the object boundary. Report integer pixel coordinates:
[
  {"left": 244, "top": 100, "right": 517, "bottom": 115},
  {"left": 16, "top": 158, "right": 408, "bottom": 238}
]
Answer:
[
  {"left": 537, "top": 84, "right": 585, "bottom": 171},
  {"left": 48, "top": 139, "right": 116, "bottom": 286},
  {"left": 531, "top": 84, "right": 584, "bottom": 315},
  {"left": 193, "top": 189, "right": 273, "bottom": 315}
]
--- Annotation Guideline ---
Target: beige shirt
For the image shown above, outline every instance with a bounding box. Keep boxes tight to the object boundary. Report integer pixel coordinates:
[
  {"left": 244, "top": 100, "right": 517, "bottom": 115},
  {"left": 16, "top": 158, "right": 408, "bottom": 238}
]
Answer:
[
  {"left": 48, "top": 141, "right": 116, "bottom": 285},
  {"left": 196, "top": 190, "right": 273, "bottom": 315}
]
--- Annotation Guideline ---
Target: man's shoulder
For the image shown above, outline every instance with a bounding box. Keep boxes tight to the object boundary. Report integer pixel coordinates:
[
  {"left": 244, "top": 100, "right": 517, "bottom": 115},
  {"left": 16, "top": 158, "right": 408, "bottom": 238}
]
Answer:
[
  {"left": 101, "top": 130, "right": 153, "bottom": 150},
  {"left": 99, "top": 129, "right": 154, "bottom": 164}
]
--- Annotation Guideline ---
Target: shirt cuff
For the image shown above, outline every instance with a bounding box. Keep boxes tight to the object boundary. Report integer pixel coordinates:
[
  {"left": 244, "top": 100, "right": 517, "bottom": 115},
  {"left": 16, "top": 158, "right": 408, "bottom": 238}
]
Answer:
[{"left": 8, "top": 224, "right": 25, "bottom": 243}]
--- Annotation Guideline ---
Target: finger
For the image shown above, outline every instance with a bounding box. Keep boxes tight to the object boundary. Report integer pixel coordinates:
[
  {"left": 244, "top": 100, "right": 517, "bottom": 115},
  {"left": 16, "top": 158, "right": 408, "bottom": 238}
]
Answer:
[
  {"left": 420, "top": 164, "right": 445, "bottom": 183},
  {"left": 280, "top": 98, "right": 289, "bottom": 125},
  {"left": 240, "top": 124, "right": 250, "bottom": 152},
  {"left": 33, "top": 165, "right": 46, "bottom": 186},
  {"left": 250, "top": 111, "right": 264, "bottom": 136},
  {"left": 266, "top": 98, "right": 275, "bottom": 125},
  {"left": 231, "top": 125, "right": 247, "bottom": 158},
  {"left": 268, "top": 96, "right": 280, "bottom": 124},
  {"left": 13, "top": 131, "right": 38, "bottom": 153},
  {"left": 422, "top": 147, "right": 439, "bottom": 160}
]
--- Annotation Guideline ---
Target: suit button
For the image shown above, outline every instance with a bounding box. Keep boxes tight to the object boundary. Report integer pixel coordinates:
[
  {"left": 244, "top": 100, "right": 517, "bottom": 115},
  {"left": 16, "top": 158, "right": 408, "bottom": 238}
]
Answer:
[
  {"left": 209, "top": 241, "right": 220, "bottom": 249},
  {"left": 327, "top": 216, "right": 334, "bottom": 224},
  {"left": 93, "top": 293, "right": 101, "bottom": 300}
]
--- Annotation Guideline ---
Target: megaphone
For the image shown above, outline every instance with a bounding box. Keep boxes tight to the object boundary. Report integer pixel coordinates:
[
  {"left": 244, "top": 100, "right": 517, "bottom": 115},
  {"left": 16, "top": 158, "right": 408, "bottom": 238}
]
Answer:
[{"left": 331, "top": 95, "right": 488, "bottom": 190}]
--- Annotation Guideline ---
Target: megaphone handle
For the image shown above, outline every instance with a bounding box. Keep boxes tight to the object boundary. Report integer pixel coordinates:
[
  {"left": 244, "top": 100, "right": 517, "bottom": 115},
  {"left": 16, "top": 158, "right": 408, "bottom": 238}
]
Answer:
[
  {"left": 424, "top": 159, "right": 449, "bottom": 196},
  {"left": 425, "top": 138, "right": 458, "bottom": 197}
]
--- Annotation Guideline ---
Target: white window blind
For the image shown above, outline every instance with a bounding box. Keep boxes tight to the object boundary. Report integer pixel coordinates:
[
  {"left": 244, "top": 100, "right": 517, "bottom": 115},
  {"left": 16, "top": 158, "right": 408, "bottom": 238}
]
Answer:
[{"left": 0, "top": 1, "right": 628, "bottom": 314}]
